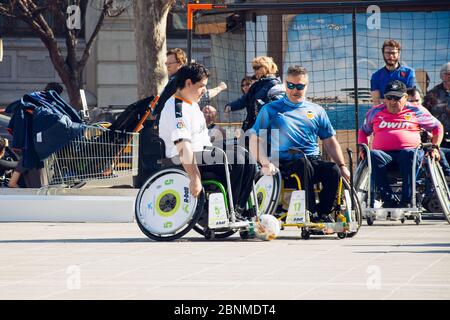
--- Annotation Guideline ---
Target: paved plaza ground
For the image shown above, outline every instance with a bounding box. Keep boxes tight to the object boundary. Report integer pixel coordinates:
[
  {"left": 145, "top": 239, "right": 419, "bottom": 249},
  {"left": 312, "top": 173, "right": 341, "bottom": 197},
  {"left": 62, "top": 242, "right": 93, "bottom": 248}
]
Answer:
[{"left": 0, "top": 217, "right": 449, "bottom": 300}]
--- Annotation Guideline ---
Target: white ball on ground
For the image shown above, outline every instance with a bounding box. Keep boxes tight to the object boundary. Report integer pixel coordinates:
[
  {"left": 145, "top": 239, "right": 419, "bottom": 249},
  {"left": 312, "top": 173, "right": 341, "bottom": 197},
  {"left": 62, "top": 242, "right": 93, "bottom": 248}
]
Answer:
[{"left": 255, "top": 214, "right": 281, "bottom": 241}]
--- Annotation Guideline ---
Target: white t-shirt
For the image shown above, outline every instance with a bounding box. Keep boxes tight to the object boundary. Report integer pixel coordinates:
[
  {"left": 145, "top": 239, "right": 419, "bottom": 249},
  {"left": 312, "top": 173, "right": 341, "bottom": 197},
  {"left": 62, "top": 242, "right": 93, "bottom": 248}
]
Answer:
[{"left": 159, "top": 95, "right": 212, "bottom": 158}]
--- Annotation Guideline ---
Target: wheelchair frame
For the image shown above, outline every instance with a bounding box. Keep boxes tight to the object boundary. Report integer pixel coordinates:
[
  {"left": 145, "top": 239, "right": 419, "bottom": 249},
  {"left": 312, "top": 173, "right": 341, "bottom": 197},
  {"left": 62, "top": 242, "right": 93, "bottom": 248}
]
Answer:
[
  {"left": 257, "top": 148, "right": 362, "bottom": 239},
  {"left": 356, "top": 143, "right": 450, "bottom": 225},
  {"left": 135, "top": 145, "right": 261, "bottom": 241}
]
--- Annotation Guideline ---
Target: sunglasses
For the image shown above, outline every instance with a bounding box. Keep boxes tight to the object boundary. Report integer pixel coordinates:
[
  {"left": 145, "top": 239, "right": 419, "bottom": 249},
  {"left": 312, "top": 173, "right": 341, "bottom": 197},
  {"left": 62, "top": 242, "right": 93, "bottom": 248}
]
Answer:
[
  {"left": 252, "top": 65, "right": 262, "bottom": 70},
  {"left": 286, "top": 82, "right": 306, "bottom": 90},
  {"left": 241, "top": 83, "right": 251, "bottom": 87},
  {"left": 385, "top": 95, "right": 402, "bottom": 101},
  {"left": 408, "top": 99, "right": 420, "bottom": 103}
]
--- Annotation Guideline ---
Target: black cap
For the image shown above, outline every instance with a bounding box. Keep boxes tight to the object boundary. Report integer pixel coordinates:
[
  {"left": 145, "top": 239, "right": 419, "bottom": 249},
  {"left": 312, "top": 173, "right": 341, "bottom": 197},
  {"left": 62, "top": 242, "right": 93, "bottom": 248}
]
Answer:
[{"left": 384, "top": 80, "right": 407, "bottom": 97}]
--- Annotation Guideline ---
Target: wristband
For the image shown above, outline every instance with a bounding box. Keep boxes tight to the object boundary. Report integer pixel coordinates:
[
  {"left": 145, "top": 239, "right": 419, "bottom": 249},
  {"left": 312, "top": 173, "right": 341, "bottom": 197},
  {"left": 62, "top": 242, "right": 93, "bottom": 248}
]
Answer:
[
  {"left": 338, "top": 163, "right": 346, "bottom": 168},
  {"left": 432, "top": 144, "right": 440, "bottom": 150}
]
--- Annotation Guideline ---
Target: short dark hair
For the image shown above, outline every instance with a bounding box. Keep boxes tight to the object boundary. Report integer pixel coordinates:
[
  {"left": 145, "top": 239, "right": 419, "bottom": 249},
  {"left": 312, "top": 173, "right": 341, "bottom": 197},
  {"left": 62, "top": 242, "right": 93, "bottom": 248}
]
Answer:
[
  {"left": 175, "top": 63, "right": 210, "bottom": 90},
  {"left": 0, "top": 137, "right": 7, "bottom": 154},
  {"left": 382, "top": 39, "right": 401, "bottom": 53},
  {"left": 287, "top": 65, "right": 308, "bottom": 78},
  {"left": 44, "top": 82, "right": 63, "bottom": 95},
  {"left": 407, "top": 86, "right": 422, "bottom": 98},
  {"left": 241, "top": 76, "right": 253, "bottom": 85}
]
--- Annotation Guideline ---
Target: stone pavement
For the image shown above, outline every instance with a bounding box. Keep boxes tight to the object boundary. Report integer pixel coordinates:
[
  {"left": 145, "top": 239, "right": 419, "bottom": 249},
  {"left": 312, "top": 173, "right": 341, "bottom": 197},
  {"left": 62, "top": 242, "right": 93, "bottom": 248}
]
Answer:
[{"left": 0, "top": 218, "right": 449, "bottom": 300}]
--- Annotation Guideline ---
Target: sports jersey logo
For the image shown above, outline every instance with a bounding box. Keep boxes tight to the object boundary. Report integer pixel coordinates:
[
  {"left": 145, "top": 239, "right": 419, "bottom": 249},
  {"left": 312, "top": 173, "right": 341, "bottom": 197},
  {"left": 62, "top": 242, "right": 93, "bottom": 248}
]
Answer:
[
  {"left": 379, "top": 120, "right": 410, "bottom": 129},
  {"left": 306, "top": 111, "right": 314, "bottom": 119},
  {"left": 400, "top": 71, "right": 406, "bottom": 78},
  {"left": 404, "top": 113, "right": 412, "bottom": 121},
  {"left": 176, "top": 121, "right": 185, "bottom": 129}
]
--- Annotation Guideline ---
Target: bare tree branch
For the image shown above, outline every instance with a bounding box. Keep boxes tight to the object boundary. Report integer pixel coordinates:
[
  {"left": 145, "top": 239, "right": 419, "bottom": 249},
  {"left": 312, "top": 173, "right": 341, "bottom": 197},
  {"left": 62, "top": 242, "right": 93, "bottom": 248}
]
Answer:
[
  {"left": 0, "top": 0, "right": 129, "bottom": 109},
  {"left": 78, "top": 0, "right": 113, "bottom": 69}
]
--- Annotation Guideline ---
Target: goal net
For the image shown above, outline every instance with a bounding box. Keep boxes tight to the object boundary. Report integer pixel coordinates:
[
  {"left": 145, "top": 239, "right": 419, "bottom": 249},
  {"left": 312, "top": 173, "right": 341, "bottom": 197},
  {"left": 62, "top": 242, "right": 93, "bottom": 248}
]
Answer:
[{"left": 190, "top": 2, "right": 450, "bottom": 158}]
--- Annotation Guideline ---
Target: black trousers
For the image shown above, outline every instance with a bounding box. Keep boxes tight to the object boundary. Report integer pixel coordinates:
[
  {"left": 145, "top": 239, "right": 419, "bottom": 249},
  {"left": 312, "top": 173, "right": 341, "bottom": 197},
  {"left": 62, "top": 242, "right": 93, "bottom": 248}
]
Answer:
[
  {"left": 164, "top": 146, "right": 257, "bottom": 210},
  {"left": 197, "top": 147, "right": 257, "bottom": 210},
  {"left": 280, "top": 157, "right": 340, "bottom": 215}
]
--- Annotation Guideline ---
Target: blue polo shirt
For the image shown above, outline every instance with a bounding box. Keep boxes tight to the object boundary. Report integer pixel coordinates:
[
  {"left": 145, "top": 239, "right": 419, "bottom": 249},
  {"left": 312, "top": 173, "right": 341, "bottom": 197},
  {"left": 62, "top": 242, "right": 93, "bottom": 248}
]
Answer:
[
  {"left": 370, "top": 65, "right": 416, "bottom": 98},
  {"left": 249, "top": 96, "right": 336, "bottom": 161}
]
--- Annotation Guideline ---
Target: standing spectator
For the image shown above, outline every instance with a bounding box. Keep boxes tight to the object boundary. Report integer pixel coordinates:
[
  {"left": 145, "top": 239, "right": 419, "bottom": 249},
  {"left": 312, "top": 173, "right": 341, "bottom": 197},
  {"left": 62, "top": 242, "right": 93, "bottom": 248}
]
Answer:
[
  {"left": 241, "top": 76, "right": 255, "bottom": 95},
  {"left": 225, "top": 56, "right": 283, "bottom": 131},
  {"left": 156, "top": 48, "right": 228, "bottom": 112},
  {"left": 224, "top": 75, "right": 257, "bottom": 113},
  {"left": 407, "top": 87, "right": 423, "bottom": 106},
  {"left": 203, "top": 105, "right": 226, "bottom": 143},
  {"left": 408, "top": 86, "right": 450, "bottom": 176},
  {"left": 371, "top": 39, "right": 416, "bottom": 106},
  {"left": 198, "top": 81, "right": 228, "bottom": 109},
  {"left": 423, "top": 62, "right": 450, "bottom": 147},
  {"left": 153, "top": 48, "right": 188, "bottom": 117}
]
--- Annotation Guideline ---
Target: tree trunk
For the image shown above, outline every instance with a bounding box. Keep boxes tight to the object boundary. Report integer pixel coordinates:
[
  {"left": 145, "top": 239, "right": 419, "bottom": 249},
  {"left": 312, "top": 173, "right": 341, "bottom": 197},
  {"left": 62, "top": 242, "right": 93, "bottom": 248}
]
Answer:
[
  {"left": 66, "top": 78, "right": 83, "bottom": 109},
  {"left": 133, "top": 0, "right": 174, "bottom": 99}
]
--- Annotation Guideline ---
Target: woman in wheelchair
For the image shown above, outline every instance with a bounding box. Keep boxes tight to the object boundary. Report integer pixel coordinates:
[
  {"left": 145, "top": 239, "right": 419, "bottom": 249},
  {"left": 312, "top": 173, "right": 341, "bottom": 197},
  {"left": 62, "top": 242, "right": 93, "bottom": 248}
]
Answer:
[
  {"left": 248, "top": 65, "right": 351, "bottom": 223},
  {"left": 358, "top": 80, "right": 444, "bottom": 209}
]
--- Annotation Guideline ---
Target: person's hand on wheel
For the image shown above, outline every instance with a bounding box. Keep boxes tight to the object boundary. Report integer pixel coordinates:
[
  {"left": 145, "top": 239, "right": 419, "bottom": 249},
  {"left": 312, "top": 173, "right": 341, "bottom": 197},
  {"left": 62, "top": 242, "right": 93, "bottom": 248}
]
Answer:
[
  {"left": 431, "top": 148, "right": 441, "bottom": 161},
  {"left": 189, "top": 176, "right": 202, "bottom": 198},
  {"left": 339, "top": 166, "right": 351, "bottom": 182},
  {"left": 359, "top": 149, "right": 365, "bottom": 161},
  {"left": 261, "top": 162, "right": 277, "bottom": 176}
]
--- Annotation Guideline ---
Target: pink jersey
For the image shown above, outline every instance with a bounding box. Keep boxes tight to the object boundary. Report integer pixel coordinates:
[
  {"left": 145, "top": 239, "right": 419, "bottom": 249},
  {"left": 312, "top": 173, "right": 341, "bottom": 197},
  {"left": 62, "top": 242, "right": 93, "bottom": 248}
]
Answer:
[{"left": 358, "top": 103, "right": 442, "bottom": 151}]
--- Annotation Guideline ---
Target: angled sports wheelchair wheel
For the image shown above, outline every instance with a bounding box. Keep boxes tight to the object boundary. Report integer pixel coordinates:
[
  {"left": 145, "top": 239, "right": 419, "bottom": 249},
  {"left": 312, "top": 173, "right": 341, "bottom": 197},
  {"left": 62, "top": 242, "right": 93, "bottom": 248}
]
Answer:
[
  {"left": 341, "top": 178, "right": 363, "bottom": 237},
  {"left": 427, "top": 158, "right": 450, "bottom": 224},
  {"left": 354, "top": 160, "right": 370, "bottom": 214},
  {"left": 135, "top": 168, "right": 204, "bottom": 241},
  {"left": 254, "top": 170, "right": 282, "bottom": 216}
]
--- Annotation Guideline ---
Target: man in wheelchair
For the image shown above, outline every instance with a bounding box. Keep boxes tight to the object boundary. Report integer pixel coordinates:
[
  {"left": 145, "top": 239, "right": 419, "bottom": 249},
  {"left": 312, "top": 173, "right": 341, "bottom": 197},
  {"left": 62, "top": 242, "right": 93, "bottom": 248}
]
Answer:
[
  {"left": 158, "top": 63, "right": 257, "bottom": 219},
  {"left": 358, "top": 80, "right": 444, "bottom": 208},
  {"left": 248, "top": 65, "right": 350, "bottom": 222}
]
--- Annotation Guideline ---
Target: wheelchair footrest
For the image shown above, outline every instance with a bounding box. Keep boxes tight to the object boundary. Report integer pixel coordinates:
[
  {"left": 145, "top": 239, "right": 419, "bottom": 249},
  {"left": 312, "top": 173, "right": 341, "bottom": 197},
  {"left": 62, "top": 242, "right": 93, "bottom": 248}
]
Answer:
[
  {"left": 364, "top": 208, "right": 420, "bottom": 221},
  {"left": 306, "top": 222, "right": 349, "bottom": 234},
  {"left": 228, "top": 221, "right": 250, "bottom": 229}
]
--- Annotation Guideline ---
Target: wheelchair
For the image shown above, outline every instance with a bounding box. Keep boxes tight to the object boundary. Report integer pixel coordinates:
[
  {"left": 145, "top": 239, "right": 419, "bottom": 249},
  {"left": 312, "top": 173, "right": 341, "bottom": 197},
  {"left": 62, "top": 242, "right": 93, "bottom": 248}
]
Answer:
[
  {"left": 354, "top": 143, "right": 450, "bottom": 225},
  {"left": 254, "top": 147, "right": 363, "bottom": 239},
  {"left": 134, "top": 135, "right": 262, "bottom": 241}
]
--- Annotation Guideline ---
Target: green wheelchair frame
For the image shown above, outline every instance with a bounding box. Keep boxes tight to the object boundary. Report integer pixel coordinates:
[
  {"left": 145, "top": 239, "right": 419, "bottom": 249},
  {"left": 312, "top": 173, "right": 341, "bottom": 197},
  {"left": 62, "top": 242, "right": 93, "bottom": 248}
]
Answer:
[{"left": 135, "top": 146, "right": 261, "bottom": 241}]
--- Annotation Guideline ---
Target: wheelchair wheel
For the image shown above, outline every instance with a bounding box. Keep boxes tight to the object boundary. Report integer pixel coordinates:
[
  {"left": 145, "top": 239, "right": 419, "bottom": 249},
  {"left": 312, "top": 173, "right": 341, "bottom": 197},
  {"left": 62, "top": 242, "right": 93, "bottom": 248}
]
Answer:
[
  {"left": 428, "top": 158, "right": 450, "bottom": 224},
  {"left": 342, "top": 178, "right": 363, "bottom": 237},
  {"left": 193, "top": 181, "right": 237, "bottom": 239},
  {"left": 254, "top": 170, "right": 282, "bottom": 216},
  {"left": 135, "top": 168, "right": 204, "bottom": 241},
  {"left": 354, "top": 160, "right": 370, "bottom": 211}
]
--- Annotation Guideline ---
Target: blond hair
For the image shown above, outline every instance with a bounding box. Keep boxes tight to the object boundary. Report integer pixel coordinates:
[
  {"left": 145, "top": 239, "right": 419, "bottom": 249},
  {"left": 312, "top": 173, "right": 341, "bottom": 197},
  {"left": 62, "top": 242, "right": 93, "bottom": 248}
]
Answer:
[{"left": 252, "top": 56, "right": 278, "bottom": 76}]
